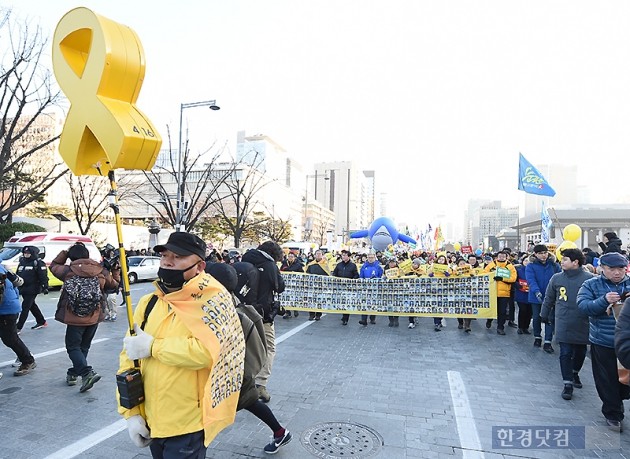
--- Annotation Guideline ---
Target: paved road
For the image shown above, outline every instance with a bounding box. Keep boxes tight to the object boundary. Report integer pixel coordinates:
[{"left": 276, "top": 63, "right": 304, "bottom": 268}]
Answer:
[{"left": 1, "top": 286, "right": 629, "bottom": 458}]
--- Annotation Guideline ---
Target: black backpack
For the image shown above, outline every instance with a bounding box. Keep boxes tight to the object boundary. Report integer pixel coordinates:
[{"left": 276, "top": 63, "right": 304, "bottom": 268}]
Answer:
[
  {"left": 232, "top": 262, "right": 260, "bottom": 306},
  {"left": 64, "top": 276, "right": 102, "bottom": 317}
]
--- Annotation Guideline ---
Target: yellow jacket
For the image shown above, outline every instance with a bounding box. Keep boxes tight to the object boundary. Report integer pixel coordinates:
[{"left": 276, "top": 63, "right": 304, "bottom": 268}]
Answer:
[
  {"left": 484, "top": 261, "right": 517, "bottom": 297},
  {"left": 118, "top": 273, "right": 245, "bottom": 445}
]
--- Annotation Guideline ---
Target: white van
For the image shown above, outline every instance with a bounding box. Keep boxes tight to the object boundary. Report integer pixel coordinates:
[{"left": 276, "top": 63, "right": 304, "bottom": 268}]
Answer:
[{"left": 0, "top": 232, "right": 101, "bottom": 287}]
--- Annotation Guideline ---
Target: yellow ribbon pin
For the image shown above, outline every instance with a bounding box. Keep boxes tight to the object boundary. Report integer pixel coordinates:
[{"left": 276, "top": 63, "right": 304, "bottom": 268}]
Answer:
[
  {"left": 52, "top": 7, "right": 161, "bottom": 175},
  {"left": 559, "top": 287, "right": 568, "bottom": 301}
]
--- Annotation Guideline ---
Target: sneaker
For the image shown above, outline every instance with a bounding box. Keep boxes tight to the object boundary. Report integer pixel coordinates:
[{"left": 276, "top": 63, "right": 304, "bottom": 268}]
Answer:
[
  {"left": 369, "top": 319, "right": 376, "bottom": 325},
  {"left": 507, "top": 321, "right": 518, "bottom": 328},
  {"left": 517, "top": 328, "right": 523, "bottom": 335},
  {"left": 109, "top": 316, "right": 117, "bottom": 322},
  {"left": 66, "top": 374, "right": 78, "bottom": 386},
  {"left": 358, "top": 320, "right": 367, "bottom": 326},
  {"left": 408, "top": 322, "right": 415, "bottom": 329},
  {"left": 561, "top": 383, "right": 573, "bottom": 400},
  {"left": 485, "top": 319, "right": 492, "bottom": 329},
  {"left": 522, "top": 329, "right": 531, "bottom": 334},
  {"left": 31, "top": 322, "right": 48, "bottom": 330},
  {"left": 79, "top": 371, "right": 101, "bottom": 393},
  {"left": 282, "top": 313, "right": 291, "bottom": 319},
  {"left": 534, "top": 338, "right": 542, "bottom": 348},
  {"left": 293, "top": 311, "right": 299, "bottom": 318},
  {"left": 341, "top": 320, "right": 347, "bottom": 326},
  {"left": 16, "top": 329, "right": 21, "bottom": 335},
  {"left": 543, "top": 343, "right": 554, "bottom": 354},
  {"left": 605, "top": 418, "right": 622, "bottom": 432},
  {"left": 314, "top": 315, "right": 320, "bottom": 321},
  {"left": 257, "top": 385, "right": 271, "bottom": 403},
  {"left": 12, "top": 358, "right": 21, "bottom": 367},
  {"left": 457, "top": 323, "right": 463, "bottom": 329},
  {"left": 573, "top": 374, "right": 583, "bottom": 389},
  {"left": 308, "top": 313, "right": 316, "bottom": 321},
  {"left": 14, "top": 361, "right": 36, "bottom": 376},
  {"left": 497, "top": 328, "right": 506, "bottom": 335},
  {"left": 388, "top": 318, "right": 394, "bottom": 327},
  {"left": 264, "top": 430, "right": 292, "bottom": 454},
  {"left": 434, "top": 326, "right": 441, "bottom": 332},
  {"left": 465, "top": 328, "right": 471, "bottom": 333}
]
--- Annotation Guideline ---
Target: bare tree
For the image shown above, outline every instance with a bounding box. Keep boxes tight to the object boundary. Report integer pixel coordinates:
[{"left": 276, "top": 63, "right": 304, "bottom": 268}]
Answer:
[
  {"left": 211, "top": 151, "right": 272, "bottom": 248},
  {"left": 312, "top": 217, "right": 334, "bottom": 246},
  {"left": 0, "top": 9, "right": 67, "bottom": 223},
  {"left": 125, "top": 127, "right": 235, "bottom": 231},
  {"left": 66, "top": 173, "right": 133, "bottom": 235}
]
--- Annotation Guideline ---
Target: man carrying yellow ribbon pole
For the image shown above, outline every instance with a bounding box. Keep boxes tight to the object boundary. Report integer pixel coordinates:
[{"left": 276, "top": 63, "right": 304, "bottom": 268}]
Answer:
[{"left": 52, "top": 7, "right": 245, "bottom": 457}]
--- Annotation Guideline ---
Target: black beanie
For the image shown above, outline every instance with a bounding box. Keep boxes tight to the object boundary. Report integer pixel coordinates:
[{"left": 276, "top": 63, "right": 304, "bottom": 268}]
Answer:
[
  {"left": 604, "top": 232, "right": 618, "bottom": 240},
  {"left": 205, "top": 262, "right": 238, "bottom": 292},
  {"left": 533, "top": 244, "right": 548, "bottom": 253},
  {"left": 68, "top": 244, "right": 89, "bottom": 261}
]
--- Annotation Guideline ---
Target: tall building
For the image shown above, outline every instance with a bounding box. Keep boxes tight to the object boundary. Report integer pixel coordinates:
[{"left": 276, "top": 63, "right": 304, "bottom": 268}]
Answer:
[
  {"left": 313, "top": 161, "right": 373, "bottom": 240},
  {"left": 465, "top": 200, "right": 518, "bottom": 247}
]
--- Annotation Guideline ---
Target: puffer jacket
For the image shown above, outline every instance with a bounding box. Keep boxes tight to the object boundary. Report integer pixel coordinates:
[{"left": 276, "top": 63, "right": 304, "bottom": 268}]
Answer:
[
  {"left": 526, "top": 254, "right": 560, "bottom": 304},
  {"left": 0, "top": 264, "right": 23, "bottom": 315},
  {"left": 578, "top": 273, "right": 630, "bottom": 348},
  {"left": 615, "top": 298, "right": 630, "bottom": 368},
  {"left": 542, "top": 268, "right": 593, "bottom": 344},
  {"left": 50, "top": 250, "right": 120, "bottom": 326},
  {"left": 359, "top": 260, "right": 383, "bottom": 279},
  {"left": 16, "top": 246, "right": 48, "bottom": 295},
  {"left": 484, "top": 260, "right": 517, "bottom": 297},
  {"left": 599, "top": 237, "right": 623, "bottom": 254}
]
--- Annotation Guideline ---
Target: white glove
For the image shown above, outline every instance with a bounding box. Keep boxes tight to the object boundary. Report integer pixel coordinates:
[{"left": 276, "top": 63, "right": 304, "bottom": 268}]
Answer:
[
  {"left": 126, "top": 414, "right": 152, "bottom": 447},
  {"left": 124, "top": 324, "right": 154, "bottom": 360}
]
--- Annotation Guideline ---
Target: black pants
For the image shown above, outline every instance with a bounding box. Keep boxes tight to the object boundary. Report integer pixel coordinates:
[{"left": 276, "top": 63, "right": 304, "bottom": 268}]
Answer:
[
  {"left": 496, "top": 297, "right": 509, "bottom": 330},
  {"left": 508, "top": 291, "right": 515, "bottom": 322},
  {"left": 17, "top": 294, "right": 45, "bottom": 330},
  {"left": 0, "top": 314, "right": 34, "bottom": 364},
  {"left": 65, "top": 324, "right": 98, "bottom": 377},
  {"left": 149, "top": 430, "right": 206, "bottom": 459},
  {"left": 590, "top": 343, "right": 630, "bottom": 422},
  {"left": 341, "top": 314, "right": 349, "bottom": 322},
  {"left": 517, "top": 302, "right": 532, "bottom": 330},
  {"left": 360, "top": 314, "right": 376, "bottom": 322}
]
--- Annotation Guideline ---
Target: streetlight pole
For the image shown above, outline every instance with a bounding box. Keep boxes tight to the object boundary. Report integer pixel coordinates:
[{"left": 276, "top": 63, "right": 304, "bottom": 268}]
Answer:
[{"left": 176, "top": 99, "right": 220, "bottom": 232}]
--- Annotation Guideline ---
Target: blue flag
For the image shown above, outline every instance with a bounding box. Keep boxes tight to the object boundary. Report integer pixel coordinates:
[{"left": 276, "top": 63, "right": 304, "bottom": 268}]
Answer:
[{"left": 518, "top": 153, "right": 556, "bottom": 197}]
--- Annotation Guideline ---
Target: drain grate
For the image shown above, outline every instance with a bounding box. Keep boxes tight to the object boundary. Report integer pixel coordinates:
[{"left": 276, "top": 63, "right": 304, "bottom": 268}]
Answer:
[{"left": 301, "top": 421, "right": 383, "bottom": 458}]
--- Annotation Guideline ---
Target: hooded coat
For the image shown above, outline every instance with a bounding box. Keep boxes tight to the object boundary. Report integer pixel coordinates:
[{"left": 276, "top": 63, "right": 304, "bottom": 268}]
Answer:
[
  {"left": 240, "top": 249, "right": 285, "bottom": 323},
  {"left": 50, "top": 250, "right": 120, "bottom": 326}
]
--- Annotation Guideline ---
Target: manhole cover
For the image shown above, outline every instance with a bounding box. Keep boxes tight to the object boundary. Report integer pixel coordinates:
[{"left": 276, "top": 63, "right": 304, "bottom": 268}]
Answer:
[{"left": 301, "top": 421, "right": 383, "bottom": 458}]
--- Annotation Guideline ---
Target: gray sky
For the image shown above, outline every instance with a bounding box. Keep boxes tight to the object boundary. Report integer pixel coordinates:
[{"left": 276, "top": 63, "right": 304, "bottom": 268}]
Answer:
[{"left": 8, "top": 0, "right": 630, "bottom": 231}]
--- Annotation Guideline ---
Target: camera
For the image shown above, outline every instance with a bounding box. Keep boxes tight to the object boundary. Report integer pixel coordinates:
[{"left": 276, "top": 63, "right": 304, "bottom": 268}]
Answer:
[{"left": 116, "top": 368, "right": 145, "bottom": 409}]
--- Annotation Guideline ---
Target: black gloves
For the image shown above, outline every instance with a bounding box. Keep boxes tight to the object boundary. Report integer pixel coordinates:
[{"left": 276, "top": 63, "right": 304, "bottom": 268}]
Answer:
[
  {"left": 42, "top": 288, "right": 49, "bottom": 295},
  {"left": 540, "top": 316, "right": 549, "bottom": 325},
  {"left": 493, "top": 276, "right": 503, "bottom": 281}
]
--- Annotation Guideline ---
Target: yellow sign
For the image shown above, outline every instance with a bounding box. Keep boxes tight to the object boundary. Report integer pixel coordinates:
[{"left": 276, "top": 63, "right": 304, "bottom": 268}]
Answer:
[
  {"left": 280, "top": 272, "right": 497, "bottom": 318},
  {"left": 52, "top": 8, "right": 162, "bottom": 175},
  {"left": 398, "top": 259, "right": 413, "bottom": 274},
  {"left": 385, "top": 267, "right": 401, "bottom": 279},
  {"left": 431, "top": 263, "right": 450, "bottom": 274},
  {"left": 456, "top": 265, "right": 471, "bottom": 276}
]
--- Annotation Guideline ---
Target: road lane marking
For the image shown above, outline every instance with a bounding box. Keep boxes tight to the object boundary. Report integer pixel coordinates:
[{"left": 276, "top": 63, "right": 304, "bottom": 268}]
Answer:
[
  {"left": 0, "top": 338, "right": 110, "bottom": 366},
  {"left": 43, "top": 419, "right": 127, "bottom": 459},
  {"left": 276, "top": 315, "right": 321, "bottom": 344},
  {"left": 448, "top": 370, "right": 485, "bottom": 459}
]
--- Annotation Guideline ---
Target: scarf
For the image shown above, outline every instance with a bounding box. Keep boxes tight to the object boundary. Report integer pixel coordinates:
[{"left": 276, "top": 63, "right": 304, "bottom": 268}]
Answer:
[{"left": 161, "top": 273, "right": 245, "bottom": 446}]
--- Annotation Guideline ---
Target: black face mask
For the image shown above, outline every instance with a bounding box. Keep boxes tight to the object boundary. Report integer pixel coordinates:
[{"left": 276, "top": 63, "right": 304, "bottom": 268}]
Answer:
[{"left": 158, "top": 262, "right": 199, "bottom": 289}]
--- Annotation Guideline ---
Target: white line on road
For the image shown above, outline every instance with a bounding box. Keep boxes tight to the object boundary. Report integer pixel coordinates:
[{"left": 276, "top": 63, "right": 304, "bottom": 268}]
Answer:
[
  {"left": 448, "top": 370, "right": 485, "bottom": 459},
  {"left": 43, "top": 419, "right": 127, "bottom": 459},
  {"left": 276, "top": 315, "right": 321, "bottom": 344},
  {"left": 0, "top": 338, "right": 110, "bottom": 366}
]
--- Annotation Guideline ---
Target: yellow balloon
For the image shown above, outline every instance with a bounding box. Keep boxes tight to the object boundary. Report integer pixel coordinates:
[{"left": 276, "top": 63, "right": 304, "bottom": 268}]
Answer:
[
  {"left": 562, "top": 224, "right": 582, "bottom": 242},
  {"left": 555, "top": 240, "right": 577, "bottom": 260},
  {"left": 453, "top": 242, "right": 461, "bottom": 251}
]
